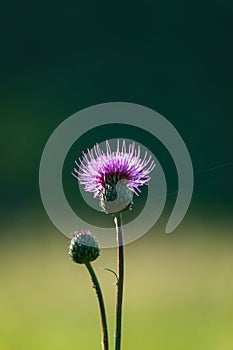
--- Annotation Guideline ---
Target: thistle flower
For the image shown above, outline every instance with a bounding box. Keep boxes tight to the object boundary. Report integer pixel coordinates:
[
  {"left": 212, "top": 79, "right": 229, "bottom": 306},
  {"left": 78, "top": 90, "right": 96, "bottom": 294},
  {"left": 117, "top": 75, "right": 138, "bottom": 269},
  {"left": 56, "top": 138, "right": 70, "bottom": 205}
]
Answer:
[
  {"left": 72, "top": 140, "right": 155, "bottom": 213},
  {"left": 68, "top": 230, "right": 100, "bottom": 264}
]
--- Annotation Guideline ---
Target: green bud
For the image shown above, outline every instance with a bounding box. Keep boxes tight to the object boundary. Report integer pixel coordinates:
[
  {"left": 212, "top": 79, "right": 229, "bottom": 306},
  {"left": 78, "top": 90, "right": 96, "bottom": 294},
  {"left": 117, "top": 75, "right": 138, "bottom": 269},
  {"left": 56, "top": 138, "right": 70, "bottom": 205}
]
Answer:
[{"left": 68, "top": 230, "right": 100, "bottom": 264}]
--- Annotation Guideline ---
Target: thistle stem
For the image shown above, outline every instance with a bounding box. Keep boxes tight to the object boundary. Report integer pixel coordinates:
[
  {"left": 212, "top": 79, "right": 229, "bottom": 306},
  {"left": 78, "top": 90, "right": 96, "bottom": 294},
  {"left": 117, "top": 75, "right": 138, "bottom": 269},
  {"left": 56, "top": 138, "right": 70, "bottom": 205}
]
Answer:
[
  {"left": 114, "top": 213, "right": 124, "bottom": 350},
  {"left": 85, "top": 262, "right": 109, "bottom": 350}
]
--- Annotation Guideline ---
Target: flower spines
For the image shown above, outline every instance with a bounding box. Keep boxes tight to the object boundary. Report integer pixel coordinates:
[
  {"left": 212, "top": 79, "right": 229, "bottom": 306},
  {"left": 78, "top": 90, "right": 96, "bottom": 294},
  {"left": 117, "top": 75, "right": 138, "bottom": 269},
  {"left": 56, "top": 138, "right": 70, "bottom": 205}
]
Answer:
[{"left": 72, "top": 140, "right": 155, "bottom": 200}]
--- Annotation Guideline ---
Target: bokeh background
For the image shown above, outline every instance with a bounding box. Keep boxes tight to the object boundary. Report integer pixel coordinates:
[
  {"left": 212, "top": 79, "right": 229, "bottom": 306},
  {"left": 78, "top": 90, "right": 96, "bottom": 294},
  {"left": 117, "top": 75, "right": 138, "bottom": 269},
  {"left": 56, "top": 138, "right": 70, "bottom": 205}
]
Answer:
[{"left": 1, "top": 1, "right": 233, "bottom": 349}]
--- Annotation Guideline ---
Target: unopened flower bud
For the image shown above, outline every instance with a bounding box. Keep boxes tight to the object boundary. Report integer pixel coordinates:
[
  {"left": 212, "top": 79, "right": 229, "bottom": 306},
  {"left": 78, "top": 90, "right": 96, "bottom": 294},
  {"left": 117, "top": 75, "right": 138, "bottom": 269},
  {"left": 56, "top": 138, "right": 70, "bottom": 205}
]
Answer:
[{"left": 68, "top": 230, "right": 100, "bottom": 264}]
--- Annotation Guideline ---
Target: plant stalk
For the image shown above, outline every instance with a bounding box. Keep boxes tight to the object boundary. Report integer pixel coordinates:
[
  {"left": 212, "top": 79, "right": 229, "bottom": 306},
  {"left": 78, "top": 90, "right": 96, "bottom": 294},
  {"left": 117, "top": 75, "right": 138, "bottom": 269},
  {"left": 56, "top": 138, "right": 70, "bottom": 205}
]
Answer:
[
  {"left": 85, "top": 262, "right": 109, "bottom": 350},
  {"left": 114, "top": 212, "right": 124, "bottom": 350}
]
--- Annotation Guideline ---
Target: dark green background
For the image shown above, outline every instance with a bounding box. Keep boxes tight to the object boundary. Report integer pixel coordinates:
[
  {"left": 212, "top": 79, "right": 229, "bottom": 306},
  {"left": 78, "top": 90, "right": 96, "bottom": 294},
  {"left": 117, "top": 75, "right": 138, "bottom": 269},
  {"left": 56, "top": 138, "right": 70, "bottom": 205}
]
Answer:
[
  {"left": 1, "top": 0, "right": 233, "bottom": 227},
  {"left": 1, "top": 2, "right": 233, "bottom": 349}
]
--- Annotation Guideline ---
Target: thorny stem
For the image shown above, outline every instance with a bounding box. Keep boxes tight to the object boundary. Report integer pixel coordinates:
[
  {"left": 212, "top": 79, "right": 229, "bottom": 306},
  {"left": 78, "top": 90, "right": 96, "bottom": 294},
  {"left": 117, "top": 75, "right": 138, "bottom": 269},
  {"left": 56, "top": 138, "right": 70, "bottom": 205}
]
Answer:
[
  {"left": 114, "top": 213, "right": 124, "bottom": 350},
  {"left": 85, "top": 262, "right": 109, "bottom": 350}
]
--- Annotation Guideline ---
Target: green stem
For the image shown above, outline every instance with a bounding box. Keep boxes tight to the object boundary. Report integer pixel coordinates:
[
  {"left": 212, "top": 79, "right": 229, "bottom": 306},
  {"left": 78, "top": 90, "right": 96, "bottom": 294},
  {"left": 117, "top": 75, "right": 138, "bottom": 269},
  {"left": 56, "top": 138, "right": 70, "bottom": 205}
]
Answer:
[
  {"left": 114, "top": 213, "right": 124, "bottom": 350},
  {"left": 85, "top": 262, "right": 109, "bottom": 350}
]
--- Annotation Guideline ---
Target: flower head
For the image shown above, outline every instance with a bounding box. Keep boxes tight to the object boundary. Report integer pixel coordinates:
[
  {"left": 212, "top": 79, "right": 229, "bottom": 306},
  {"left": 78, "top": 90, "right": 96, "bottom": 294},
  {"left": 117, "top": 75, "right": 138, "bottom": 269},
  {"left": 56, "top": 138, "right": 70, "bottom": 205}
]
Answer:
[
  {"left": 68, "top": 230, "right": 100, "bottom": 264},
  {"left": 72, "top": 140, "right": 155, "bottom": 213}
]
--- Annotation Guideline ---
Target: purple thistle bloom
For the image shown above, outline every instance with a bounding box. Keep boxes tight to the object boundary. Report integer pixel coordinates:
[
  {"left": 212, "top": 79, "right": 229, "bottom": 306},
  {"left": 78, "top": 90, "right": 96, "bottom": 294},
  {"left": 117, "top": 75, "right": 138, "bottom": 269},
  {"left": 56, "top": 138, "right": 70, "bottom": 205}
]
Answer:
[{"left": 72, "top": 140, "right": 155, "bottom": 204}]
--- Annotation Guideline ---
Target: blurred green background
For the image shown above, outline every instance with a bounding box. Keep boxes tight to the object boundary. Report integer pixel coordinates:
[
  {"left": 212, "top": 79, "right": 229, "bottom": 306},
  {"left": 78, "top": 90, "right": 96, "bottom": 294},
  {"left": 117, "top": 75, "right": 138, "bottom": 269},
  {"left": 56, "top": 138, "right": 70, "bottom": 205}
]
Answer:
[{"left": 0, "top": 0, "right": 233, "bottom": 349}]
